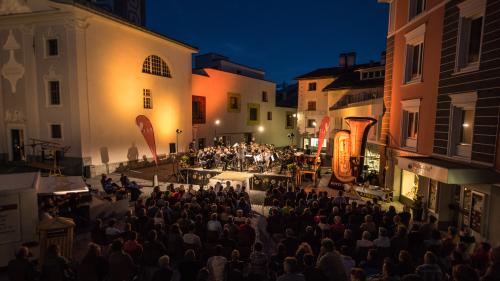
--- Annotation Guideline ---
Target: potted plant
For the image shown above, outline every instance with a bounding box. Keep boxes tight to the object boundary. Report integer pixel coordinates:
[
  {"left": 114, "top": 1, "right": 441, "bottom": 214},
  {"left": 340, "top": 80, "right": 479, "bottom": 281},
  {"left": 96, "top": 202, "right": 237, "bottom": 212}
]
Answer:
[
  {"left": 412, "top": 195, "right": 424, "bottom": 222},
  {"left": 287, "top": 163, "right": 298, "bottom": 176}
]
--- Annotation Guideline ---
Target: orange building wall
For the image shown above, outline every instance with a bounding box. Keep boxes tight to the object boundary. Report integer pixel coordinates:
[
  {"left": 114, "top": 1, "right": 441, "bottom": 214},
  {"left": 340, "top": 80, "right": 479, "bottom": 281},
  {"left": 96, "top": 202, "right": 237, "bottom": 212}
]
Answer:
[{"left": 388, "top": 0, "right": 445, "bottom": 155}]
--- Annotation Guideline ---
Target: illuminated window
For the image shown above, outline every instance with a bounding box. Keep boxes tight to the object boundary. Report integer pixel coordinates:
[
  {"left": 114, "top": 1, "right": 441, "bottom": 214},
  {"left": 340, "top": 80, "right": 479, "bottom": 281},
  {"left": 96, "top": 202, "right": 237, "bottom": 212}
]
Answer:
[
  {"left": 48, "top": 81, "right": 60, "bottom": 105},
  {"left": 46, "top": 39, "right": 59, "bottom": 57},
  {"left": 401, "top": 99, "right": 420, "bottom": 149},
  {"left": 50, "top": 124, "right": 62, "bottom": 139},
  {"left": 404, "top": 24, "right": 425, "bottom": 83},
  {"left": 142, "top": 55, "right": 171, "bottom": 77},
  {"left": 409, "top": 0, "right": 425, "bottom": 21},
  {"left": 247, "top": 103, "right": 260, "bottom": 125},
  {"left": 227, "top": 93, "right": 241, "bottom": 112},
  {"left": 307, "top": 119, "right": 316, "bottom": 128},
  {"left": 262, "top": 91, "right": 268, "bottom": 102},
  {"left": 143, "top": 89, "right": 153, "bottom": 109},
  {"left": 449, "top": 92, "right": 477, "bottom": 159},
  {"left": 192, "top": 95, "right": 206, "bottom": 124},
  {"left": 456, "top": 0, "right": 485, "bottom": 73},
  {"left": 307, "top": 101, "right": 316, "bottom": 111},
  {"left": 308, "top": 82, "right": 316, "bottom": 91}
]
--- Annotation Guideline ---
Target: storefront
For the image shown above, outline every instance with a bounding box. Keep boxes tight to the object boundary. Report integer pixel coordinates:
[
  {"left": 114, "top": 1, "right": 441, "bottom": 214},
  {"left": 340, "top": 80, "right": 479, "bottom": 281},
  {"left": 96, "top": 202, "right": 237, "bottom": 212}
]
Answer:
[{"left": 395, "top": 156, "right": 500, "bottom": 245}]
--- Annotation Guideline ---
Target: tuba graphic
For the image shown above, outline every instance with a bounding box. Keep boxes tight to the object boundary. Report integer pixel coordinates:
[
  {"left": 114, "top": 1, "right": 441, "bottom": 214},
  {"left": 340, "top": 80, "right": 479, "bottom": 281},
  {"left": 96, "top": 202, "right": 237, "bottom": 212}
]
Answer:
[{"left": 332, "top": 117, "right": 377, "bottom": 183}]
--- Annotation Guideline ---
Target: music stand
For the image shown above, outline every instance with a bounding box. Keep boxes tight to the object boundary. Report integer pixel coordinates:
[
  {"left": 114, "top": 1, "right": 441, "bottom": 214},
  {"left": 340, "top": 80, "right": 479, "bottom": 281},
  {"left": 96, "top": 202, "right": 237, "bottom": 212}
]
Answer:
[{"left": 166, "top": 129, "right": 186, "bottom": 183}]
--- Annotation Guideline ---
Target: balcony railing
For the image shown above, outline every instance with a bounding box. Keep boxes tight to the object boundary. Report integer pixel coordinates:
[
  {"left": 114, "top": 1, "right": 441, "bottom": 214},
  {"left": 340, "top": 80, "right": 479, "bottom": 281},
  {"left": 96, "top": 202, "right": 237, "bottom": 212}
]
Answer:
[{"left": 330, "top": 90, "right": 383, "bottom": 110}]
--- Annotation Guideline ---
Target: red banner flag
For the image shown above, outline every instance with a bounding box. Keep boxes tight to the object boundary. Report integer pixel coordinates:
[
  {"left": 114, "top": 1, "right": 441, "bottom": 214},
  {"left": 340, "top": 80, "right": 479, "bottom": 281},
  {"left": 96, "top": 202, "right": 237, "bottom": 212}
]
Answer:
[
  {"left": 136, "top": 115, "right": 158, "bottom": 165},
  {"left": 316, "top": 116, "right": 330, "bottom": 159}
]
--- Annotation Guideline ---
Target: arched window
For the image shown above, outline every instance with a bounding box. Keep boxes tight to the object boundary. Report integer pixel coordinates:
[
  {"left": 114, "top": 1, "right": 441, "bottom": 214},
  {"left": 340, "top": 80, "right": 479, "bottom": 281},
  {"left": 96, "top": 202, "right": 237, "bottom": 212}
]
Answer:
[{"left": 142, "top": 55, "right": 171, "bottom": 77}]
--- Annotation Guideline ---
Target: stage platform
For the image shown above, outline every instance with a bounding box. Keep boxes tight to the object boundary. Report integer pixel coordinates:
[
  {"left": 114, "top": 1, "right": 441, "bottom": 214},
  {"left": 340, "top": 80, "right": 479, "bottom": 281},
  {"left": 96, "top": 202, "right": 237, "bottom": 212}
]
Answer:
[{"left": 182, "top": 167, "right": 292, "bottom": 191}]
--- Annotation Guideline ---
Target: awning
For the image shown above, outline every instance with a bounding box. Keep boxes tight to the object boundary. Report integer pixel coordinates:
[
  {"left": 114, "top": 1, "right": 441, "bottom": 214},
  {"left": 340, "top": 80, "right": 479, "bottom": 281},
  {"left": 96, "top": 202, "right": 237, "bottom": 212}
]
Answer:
[
  {"left": 397, "top": 156, "right": 500, "bottom": 185},
  {"left": 37, "top": 176, "right": 89, "bottom": 195}
]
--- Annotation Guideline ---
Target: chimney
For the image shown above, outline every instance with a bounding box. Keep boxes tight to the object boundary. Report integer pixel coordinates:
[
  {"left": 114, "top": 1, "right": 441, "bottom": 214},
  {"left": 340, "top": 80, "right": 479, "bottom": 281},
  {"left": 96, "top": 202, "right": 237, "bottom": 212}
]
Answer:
[
  {"left": 380, "top": 51, "right": 386, "bottom": 65},
  {"left": 339, "top": 52, "right": 356, "bottom": 68}
]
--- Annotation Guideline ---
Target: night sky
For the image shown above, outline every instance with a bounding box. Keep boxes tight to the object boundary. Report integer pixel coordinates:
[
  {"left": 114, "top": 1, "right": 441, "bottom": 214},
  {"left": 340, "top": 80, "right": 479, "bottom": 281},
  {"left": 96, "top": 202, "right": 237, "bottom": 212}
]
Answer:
[{"left": 147, "top": 0, "right": 389, "bottom": 84}]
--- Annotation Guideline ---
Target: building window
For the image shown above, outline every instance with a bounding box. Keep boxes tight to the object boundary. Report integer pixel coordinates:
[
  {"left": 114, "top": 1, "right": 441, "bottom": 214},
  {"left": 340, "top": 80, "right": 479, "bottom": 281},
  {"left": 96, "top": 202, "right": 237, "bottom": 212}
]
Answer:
[
  {"left": 143, "top": 89, "right": 153, "bottom": 109},
  {"left": 262, "top": 91, "right": 268, "bottom": 102},
  {"left": 401, "top": 99, "right": 421, "bottom": 149},
  {"left": 198, "top": 138, "right": 205, "bottom": 150},
  {"left": 409, "top": 0, "right": 425, "bottom": 21},
  {"left": 449, "top": 92, "right": 477, "bottom": 159},
  {"left": 227, "top": 93, "right": 241, "bottom": 112},
  {"left": 142, "top": 55, "right": 171, "bottom": 77},
  {"left": 247, "top": 103, "right": 260, "bottom": 125},
  {"left": 192, "top": 95, "right": 206, "bottom": 124},
  {"left": 50, "top": 124, "right": 62, "bottom": 139},
  {"left": 308, "top": 82, "right": 317, "bottom": 91},
  {"left": 307, "top": 101, "right": 316, "bottom": 111},
  {"left": 456, "top": 0, "right": 485, "bottom": 73},
  {"left": 46, "top": 39, "right": 59, "bottom": 57},
  {"left": 267, "top": 111, "right": 272, "bottom": 120},
  {"left": 48, "top": 81, "right": 60, "bottom": 105},
  {"left": 404, "top": 24, "right": 425, "bottom": 84},
  {"left": 286, "top": 112, "right": 294, "bottom": 129},
  {"left": 307, "top": 119, "right": 316, "bottom": 128}
]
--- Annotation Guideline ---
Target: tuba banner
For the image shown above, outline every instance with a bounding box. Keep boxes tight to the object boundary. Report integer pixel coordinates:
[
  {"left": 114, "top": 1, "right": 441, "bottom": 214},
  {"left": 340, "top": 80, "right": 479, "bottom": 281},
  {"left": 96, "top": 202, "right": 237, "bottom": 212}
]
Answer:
[
  {"left": 135, "top": 115, "right": 158, "bottom": 166},
  {"left": 332, "top": 117, "right": 377, "bottom": 183}
]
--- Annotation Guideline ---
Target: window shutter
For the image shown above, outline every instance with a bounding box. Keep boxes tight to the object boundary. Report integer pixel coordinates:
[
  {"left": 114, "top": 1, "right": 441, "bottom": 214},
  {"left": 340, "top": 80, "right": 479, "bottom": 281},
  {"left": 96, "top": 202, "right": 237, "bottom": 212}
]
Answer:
[
  {"left": 451, "top": 106, "right": 463, "bottom": 155},
  {"left": 406, "top": 45, "right": 414, "bottom": 82},
  {"left": 402, "top": 111, "right": 409, "bottom": 145},
  {"left": 459, "top": 18, "right": 471, "bottom": 68}
]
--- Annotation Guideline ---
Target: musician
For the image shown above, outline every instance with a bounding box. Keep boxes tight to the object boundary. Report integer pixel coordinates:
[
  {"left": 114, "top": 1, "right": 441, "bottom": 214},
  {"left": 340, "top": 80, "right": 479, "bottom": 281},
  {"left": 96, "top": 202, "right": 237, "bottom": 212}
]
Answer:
[
  {"left": 236, "top": 145, "right": 245, "bottom": 172},
  {"left": 305, "top": 145, "right": 311, "bottom": 155}
]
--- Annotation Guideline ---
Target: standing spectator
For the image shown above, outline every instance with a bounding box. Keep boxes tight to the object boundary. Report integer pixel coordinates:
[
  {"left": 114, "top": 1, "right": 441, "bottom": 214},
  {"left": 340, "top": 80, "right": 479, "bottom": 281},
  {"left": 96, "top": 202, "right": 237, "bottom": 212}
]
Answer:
[
  {"left": 41, "top": 244, "right": 70, "bottom": 281},
  {"left": 452, "top": 264, "right": 478, "bottom": 281},
  {"left": 7, "top": 246, "right": 38, "bottom": 281},
  {"left": 76, "top": 243, "right": 108, "bottom": 281},
  {"left": 277, "top": 257, "right": 306, "bottom": 281},
  {"left": 481, "top": 246, "right": 500, "bottom": 281},
  {"left": 340, "top": 246, "right": 356, "bottom": 276},
  {"left": 178, "top": 250, "right": 202, "bottom": 281},
  {"left": 248, "top": 242, "right": 269, "bottom": 281},
  {"left": 225, "top": 250, "right": 245, "bottom": 281},
  {"left": 107, "top": 240, "right": 136, "bottom": 281},
  {"left": 316, "top": 238, "right": 348, "bottom": 281},
  {"left": 415, "top": 251, "right": 442, "bottom": 281},
  {"left": 302, "top": 254, "right": 327, "bottom": 281},
  {"left": 394, "top": 250, "right": 414, "bottom": 277},
  {"left": 207, "top": 245, "right": 227, "bottom": 281},
  {"left": 151, "top": 255, "right": 173, "bottom": 281}
]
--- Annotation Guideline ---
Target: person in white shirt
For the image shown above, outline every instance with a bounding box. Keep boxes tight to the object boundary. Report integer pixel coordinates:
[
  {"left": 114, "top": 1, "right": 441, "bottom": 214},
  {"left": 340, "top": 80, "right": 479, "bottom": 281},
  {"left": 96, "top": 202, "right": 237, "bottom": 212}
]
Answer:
[
  {"left": 356, "top": 231, "right": 374, "bottom": 249},
  {"left": 105, "top": 219, "right": 122, "bottom": 237},
  {"left": 373, "top": 227, "right": 391, "bottom": 248},
  {"left": 207, "top": 245, "right": 227, "bottom": 281},
  {"left": 183, "top": 224, "right": 202, "bottom": 250}
]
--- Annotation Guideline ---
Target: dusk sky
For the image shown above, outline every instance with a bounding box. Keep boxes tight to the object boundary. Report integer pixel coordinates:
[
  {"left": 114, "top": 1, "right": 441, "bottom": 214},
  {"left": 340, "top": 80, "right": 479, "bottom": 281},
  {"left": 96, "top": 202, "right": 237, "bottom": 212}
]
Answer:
[{"left": 147, "top": 1, "right": 389, "bottom": 84}]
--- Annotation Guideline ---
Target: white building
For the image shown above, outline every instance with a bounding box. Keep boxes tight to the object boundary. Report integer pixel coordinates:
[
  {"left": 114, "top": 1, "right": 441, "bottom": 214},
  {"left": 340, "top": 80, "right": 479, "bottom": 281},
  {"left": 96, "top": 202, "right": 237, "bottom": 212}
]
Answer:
[
  {"left": 192, "top": 54, "right": 297, "bottom": 147},
  {"left": 0, "top": 0, "right": 197, "bottom": 175}
]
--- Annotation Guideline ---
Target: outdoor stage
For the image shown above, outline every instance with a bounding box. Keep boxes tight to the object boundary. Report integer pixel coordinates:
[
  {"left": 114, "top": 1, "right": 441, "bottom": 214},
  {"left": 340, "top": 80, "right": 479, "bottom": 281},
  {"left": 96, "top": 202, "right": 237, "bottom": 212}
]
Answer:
[{"left": 182, "top": 167, "right": 293, "bottom": 191}]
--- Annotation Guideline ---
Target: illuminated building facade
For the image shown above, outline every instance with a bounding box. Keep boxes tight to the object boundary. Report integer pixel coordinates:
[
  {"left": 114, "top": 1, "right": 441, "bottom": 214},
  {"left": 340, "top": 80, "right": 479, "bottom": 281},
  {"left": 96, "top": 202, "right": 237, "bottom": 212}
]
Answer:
[
  {"left": 296, "top": 52, "right": 385, "bottom": 167},
  {"left": 0, "top": 0, "right": 197, "bottom": 175},
  {"left": 380, "top": 0, "right": 500, "bottom": 244},
  {"left": 327, "top": 62, "right": 385, "bottom": 184},
  {"left": 192, "top": 54, "right": 297, "bottom": 147}
]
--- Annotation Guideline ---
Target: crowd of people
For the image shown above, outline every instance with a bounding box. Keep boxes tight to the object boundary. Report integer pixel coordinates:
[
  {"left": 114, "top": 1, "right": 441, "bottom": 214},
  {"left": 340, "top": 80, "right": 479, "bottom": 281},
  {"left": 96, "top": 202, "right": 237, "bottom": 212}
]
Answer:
[{"left": 7, "top": 180, "right": 500, "bottom": 281}]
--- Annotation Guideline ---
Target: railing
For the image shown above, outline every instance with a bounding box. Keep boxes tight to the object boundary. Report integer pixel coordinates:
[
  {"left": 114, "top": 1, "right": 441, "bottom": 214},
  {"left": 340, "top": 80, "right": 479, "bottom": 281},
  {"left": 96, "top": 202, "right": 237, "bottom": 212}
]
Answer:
[{"left": 331, "top": 90, "right": 383, "bottom": 110}]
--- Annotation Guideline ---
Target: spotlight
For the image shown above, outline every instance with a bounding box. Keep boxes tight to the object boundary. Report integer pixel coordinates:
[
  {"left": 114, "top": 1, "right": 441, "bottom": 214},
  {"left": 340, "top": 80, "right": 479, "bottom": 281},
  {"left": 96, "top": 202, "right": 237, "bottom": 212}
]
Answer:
[{"left": 176, "top": 129, "right": 183, "bottom": 134}]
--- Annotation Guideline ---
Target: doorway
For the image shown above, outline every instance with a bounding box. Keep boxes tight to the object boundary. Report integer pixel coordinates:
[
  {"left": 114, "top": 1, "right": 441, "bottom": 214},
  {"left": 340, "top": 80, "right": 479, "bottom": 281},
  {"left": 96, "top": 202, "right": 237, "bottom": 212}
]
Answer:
[{"left": 10, "top": 129, "right": 25, "bottom": 161}]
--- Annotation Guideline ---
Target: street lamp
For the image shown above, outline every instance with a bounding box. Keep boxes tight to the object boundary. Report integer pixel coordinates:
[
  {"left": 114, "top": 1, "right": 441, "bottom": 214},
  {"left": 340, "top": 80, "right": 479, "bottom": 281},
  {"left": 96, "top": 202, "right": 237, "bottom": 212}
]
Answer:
[
  {"left": 258, "top": 125, "right": 264, "bottom": 143},
  {"left": 214, "top": 119, "right": 220, "bottom": 146}
]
